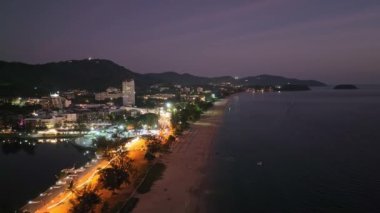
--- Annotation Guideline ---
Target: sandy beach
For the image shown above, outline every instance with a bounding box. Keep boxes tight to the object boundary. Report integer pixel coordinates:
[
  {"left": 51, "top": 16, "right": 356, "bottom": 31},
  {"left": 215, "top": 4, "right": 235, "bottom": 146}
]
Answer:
[{"left": 132, "top": 99, "right": 228, "bottom": 213}]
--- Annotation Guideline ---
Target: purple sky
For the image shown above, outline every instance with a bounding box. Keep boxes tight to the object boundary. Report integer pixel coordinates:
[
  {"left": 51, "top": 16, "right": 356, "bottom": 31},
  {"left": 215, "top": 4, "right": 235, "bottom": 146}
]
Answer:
[{"left": 1, "top": 0, "right": 380, "bottom": 84}]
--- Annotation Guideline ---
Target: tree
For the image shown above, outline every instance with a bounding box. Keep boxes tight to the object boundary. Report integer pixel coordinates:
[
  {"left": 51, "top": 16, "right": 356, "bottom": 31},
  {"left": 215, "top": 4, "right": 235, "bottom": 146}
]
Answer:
[
  {"left": 125, "top": 117, "right": 138, "bottom": 130},
  {"left": 92, "top": 136, "right": 111, "bottom": 151},
  {"left": 98, "top": 167, "right": 129, "bottom": 191},
  {"left": 136, "top": 113, "right": 159, "bottom": 129},
  {"left": 98, "top": 153, "right": 135, "bottom": 191},
  {"left": 109, "top": 111, "right": 129, "bottom": 123},
  {"left": 144, "top": 137, "right": 164, "bottom": 161},
  {"left": 111, "top": 153, "right": 135, "bottom": 172},
  {"left": 70, "top": 186, "right": 101, "bottom": 213}
]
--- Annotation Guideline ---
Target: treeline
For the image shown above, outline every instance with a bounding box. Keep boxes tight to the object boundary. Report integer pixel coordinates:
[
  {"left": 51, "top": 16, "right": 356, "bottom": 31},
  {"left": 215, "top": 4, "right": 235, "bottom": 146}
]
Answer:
[{"left": 171, "top": 100, "right": 214, "bottom": 135}]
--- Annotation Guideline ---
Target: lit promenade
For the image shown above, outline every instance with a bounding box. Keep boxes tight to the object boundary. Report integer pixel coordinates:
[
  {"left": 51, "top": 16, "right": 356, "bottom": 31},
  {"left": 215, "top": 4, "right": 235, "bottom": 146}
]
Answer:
[{"left": 21, "top": 138, "right": 145, "bottom": 213}]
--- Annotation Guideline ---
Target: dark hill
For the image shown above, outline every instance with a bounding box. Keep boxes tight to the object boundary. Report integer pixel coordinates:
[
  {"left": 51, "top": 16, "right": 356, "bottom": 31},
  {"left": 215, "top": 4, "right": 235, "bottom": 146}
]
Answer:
[
  {"left": 239, "top": 74, "right": 325, "bottom": 87},
  {"left": 0, "top": 59, "right": 326, "bottom": 96},
  {"left": 0, "top": 59, "right": 141, "bottom": 92},
  {"left": 144, "top": 72, "right": 210, "bottom": 85}
]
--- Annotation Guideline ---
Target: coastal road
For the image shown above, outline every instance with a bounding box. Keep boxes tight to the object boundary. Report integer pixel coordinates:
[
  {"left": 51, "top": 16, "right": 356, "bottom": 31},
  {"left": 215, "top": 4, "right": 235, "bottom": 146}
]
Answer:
[
  {"left": 20, "top": 158, "right": 109, "bottom": 213},
  {"left": 21, "top": 138, "right": 146, "bottom": 213}
]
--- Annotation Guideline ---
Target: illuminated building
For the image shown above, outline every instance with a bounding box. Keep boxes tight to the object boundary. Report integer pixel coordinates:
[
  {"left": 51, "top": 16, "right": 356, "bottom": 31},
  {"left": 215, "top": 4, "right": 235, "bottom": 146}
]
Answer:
[
  {"left": 50, "top": 93, "right": 71, "bottom": 109},
  {"left": 122, "top": 79, "right": 135, "bottom": 106}
]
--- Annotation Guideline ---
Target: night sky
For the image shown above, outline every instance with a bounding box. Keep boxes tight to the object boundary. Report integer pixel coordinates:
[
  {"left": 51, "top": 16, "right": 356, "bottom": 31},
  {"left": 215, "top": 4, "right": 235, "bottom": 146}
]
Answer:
[{"left": 1, "top": 0, "right": 380, "bottom": 84}]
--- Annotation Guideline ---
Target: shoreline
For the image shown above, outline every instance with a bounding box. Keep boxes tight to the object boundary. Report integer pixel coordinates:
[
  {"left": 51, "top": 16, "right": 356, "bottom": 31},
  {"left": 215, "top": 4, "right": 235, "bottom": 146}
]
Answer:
[{"left": 131, "top": 98, "right": 229, "bottom": 212}]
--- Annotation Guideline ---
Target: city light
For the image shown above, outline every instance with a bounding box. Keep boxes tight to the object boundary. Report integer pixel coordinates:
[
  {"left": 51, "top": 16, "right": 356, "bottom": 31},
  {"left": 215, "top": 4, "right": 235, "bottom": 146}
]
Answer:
[{"left": 50, "top": 93, "right": 59, "bottom": 98}]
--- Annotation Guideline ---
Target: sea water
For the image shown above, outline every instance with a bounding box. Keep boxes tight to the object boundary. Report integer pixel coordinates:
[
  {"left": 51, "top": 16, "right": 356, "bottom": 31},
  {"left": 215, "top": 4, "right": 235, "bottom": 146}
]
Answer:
[{"left": 202, "top": 86, "right": 380, "bottom": 212}]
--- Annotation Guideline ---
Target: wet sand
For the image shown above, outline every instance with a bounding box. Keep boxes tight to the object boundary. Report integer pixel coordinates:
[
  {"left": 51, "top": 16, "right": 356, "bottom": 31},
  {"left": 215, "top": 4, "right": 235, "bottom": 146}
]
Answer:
[{"left": 133, "top": 99, "right": 228, "bottom": 213}]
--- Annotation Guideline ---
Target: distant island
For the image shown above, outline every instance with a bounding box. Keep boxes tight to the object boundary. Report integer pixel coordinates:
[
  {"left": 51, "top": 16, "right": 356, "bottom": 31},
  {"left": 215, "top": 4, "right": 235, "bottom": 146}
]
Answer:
[
  {"left": 334, "top": 84, "right": 358, "bottom": 90},
  {"left": 0, "top": 59, "right": 326, "bottom": 96}
]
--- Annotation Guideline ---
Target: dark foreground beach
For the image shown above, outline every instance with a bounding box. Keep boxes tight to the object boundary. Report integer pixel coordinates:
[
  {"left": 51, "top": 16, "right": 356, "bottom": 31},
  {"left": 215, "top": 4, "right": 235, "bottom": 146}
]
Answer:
[{"left": 132, "top": 99, "right": 228, "bottom": 212}]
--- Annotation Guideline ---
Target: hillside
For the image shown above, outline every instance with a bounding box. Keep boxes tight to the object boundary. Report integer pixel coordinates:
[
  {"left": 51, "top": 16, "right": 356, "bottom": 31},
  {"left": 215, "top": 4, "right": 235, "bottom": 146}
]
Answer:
[
  {"left": 239, "top": 74, "right": 325, "bottom": 87},
  {"left": 0, "top": 59, "right": 140, "bottom": 91},
  {"left": 144, "top": 72, "right": 210, "bottom": 85},
  {"left": 0, "top": 59, "right": 326, "bottom": 96}
]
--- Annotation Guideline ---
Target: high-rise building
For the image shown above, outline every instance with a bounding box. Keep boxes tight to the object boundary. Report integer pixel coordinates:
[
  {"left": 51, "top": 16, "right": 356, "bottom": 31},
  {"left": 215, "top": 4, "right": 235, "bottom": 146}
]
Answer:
[{"left": 122, "top": 79, "right": 135, "bottom": 106}]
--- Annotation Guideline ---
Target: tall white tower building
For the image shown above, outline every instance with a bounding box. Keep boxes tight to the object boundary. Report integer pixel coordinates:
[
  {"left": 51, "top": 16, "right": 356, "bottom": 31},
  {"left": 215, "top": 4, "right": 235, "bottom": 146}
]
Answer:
[{"left": 122, "top": 79, "right": 135, "bottom": 106}]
